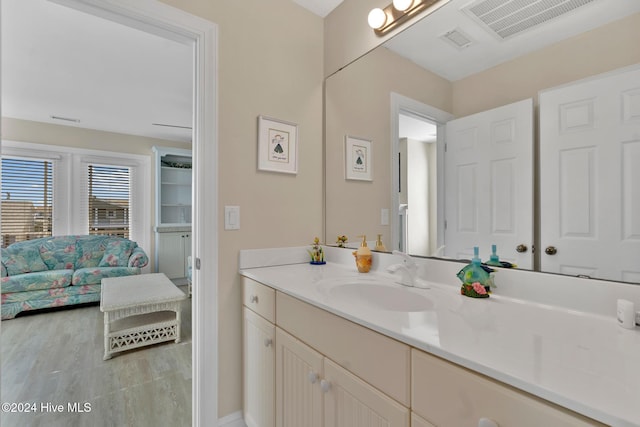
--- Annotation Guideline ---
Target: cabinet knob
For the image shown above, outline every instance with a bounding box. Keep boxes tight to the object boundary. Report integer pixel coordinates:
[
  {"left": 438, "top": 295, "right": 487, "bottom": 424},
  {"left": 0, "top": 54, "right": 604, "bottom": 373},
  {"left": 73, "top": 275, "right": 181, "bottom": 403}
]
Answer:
[
  {"left": 516, "top": 244, "right": 528, "bottom": 253},
  {"left": 478, "top": 418, "right": 499, "bottom": 427},
  {"left": 307, "top": 371, "right": 319, "bottom": 384},
  {"left": 264, "top": 338, "right": 272, "bottom": 347},
  {"left": 250, "top": 295, "right": 259, "bottom": 304},
  {"left": 320, "top": 379, "right": 331, "bottom": 393},
  {"left": 545, "top": 246, "right": 557, "bottom": 255}
]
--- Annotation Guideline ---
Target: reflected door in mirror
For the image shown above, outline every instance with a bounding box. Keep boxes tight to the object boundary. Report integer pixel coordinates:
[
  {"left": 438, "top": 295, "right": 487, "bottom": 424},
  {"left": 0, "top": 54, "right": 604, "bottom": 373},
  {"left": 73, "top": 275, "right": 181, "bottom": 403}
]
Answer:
[
  {"left": 444, "top": 99, "right": 533, "bottom": 267},
  {"left": 540, "top": 65, "right": 640, "bottom": 283}
]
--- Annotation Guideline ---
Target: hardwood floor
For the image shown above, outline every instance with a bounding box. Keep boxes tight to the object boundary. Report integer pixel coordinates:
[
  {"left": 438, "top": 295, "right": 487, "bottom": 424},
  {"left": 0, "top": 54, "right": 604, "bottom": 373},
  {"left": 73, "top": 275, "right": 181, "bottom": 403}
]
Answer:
[{"left": 0, "top": 285, "right": 192, "bottom": 427}]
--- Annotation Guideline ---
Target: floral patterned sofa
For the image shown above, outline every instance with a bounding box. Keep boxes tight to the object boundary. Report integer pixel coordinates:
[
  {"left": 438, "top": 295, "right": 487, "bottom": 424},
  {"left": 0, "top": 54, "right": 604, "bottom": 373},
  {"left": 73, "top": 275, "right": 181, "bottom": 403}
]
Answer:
[{"left": 1, "top": 235, "right": 148, "bottom": 320}]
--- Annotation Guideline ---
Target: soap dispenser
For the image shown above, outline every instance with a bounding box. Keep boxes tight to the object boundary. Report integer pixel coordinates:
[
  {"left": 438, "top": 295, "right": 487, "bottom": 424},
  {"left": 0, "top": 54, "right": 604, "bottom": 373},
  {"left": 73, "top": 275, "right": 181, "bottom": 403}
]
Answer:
[
  {"left": 374, "top": 234, "right": 387, "bottom": 252},
  {"left": 485, "top": 244, "right": 502, "bottom": 267},
  {"left": 353, "top": 235, "right": 372, "bottom": 273}
]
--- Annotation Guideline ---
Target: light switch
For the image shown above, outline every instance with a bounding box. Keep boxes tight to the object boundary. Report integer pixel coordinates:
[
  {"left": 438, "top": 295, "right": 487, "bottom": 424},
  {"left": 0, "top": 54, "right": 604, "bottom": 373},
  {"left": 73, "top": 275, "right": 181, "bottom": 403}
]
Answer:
[
  {"left": 225, "top": 206, "right": 240, "bottom": 230},
  {"left": 381, "top": 208, "right": 389, "bottom": 226}
]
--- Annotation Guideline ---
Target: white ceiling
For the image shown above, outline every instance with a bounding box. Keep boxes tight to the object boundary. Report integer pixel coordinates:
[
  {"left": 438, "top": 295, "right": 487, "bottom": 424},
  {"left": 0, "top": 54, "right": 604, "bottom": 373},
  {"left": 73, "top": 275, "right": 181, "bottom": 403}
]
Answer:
[
  {"left": 385, "top": 0, "right": 640, "bottom": 81},
  {"left": 294, "top": 0, "right": 344, "bottom": 17},
  {"left": 3, "top": 0, "right": 637, "bottom": 143}
]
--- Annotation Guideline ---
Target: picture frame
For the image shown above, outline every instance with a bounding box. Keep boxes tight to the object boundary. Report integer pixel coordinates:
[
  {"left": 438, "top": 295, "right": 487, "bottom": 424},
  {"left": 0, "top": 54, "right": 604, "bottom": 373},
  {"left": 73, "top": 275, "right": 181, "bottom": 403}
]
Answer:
[
  {"left": 257, "top": 115, "right": 298, "bottom": 174},
  {"left": 345, "top": 135, "right": 372, "bottom": 181}
]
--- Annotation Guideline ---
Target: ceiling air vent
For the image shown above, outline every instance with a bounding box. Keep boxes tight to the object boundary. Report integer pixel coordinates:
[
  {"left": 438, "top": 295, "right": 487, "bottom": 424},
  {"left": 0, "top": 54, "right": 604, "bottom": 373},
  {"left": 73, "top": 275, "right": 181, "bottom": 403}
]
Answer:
[
  {"left": 440, "top": 28, "right": 474, "bottom": 49},
  {"left": 462, "top": 0, "right": 597, "bottom": 40}
]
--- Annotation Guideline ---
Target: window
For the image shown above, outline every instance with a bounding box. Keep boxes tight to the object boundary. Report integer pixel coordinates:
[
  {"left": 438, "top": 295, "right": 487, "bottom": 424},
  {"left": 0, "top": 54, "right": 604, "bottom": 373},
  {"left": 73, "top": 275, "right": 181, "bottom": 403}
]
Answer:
[
  {"left": 87, "top": 164, "right": 130, "bottom": 239},
  {"left": 1, "top": 141, "right": 150, "bottom": 256},
  {"left": 1, "top": 157, "right": 53, "bottom": 247}
]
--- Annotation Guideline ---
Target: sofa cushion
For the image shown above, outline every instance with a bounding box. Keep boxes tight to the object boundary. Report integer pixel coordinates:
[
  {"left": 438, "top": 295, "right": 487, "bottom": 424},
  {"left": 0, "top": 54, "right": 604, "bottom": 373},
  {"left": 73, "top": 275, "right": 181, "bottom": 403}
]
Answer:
[
  {"left": 98, "top": 239, "right": 135, "bottom": 267},
  {"left": 2, "top": 246, "right": 48, "bottom": 276},
  {"left": 1, "top": 269, "right": 73, "bottom": 294},
  {"left": 75, "top": 236, "right": 108, "bottom": 269},
  {"left": 39, "top": 236, "right": 78, "bottom": 270},
  {"left": 72, "top": 267, "right": 141, "bottom": 286}
]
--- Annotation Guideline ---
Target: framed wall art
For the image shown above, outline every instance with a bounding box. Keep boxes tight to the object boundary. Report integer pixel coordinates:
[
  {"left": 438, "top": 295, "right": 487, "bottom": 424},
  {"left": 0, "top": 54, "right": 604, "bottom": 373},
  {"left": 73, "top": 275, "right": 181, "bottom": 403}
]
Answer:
[
  {"left": 345, "top": 135, "right": 372, "bottom": 181},
  {"left": 257, "top": 115, "right": 298, "bottom": 174}
]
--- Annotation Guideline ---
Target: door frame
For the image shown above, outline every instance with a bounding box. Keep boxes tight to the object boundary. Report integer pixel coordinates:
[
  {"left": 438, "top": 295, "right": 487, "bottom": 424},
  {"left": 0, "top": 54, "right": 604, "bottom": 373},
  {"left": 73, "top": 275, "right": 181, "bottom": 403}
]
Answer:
[
  {"left": 390, "top": 93, "right": 453, "bottom": 254},
  {"left": 48, "top": 1, "right": 219, "bottom": 425}
]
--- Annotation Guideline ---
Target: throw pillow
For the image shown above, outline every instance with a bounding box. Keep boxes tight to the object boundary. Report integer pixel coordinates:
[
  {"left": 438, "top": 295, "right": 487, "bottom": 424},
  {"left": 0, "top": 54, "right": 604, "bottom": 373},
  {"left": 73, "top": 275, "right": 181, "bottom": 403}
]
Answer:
[
  {"left": 98, "top": 239, "right": 135, "bottom": 267},
  {"left": 2, "top": 246, "right": 48, "bottom": 276}
]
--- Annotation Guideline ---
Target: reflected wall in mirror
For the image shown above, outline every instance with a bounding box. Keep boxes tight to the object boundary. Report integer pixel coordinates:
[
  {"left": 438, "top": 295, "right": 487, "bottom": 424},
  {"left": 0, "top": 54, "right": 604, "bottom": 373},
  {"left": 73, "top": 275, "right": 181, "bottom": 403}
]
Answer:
[{"left": 325, "top": 0, "right": 640, "bottom": 283}]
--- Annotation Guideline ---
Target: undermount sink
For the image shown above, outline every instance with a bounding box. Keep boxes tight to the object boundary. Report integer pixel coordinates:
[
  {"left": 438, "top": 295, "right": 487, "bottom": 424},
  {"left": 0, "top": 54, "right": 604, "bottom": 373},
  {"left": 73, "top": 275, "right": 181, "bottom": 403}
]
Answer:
[{"left": 328, "top": 281, "right": 433, "bottom": 312}]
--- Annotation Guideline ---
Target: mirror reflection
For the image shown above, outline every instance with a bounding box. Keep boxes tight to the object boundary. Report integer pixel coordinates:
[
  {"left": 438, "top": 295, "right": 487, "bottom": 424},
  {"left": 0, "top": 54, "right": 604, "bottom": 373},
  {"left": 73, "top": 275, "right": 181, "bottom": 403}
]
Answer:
[{"left": 325, "top": 0, "right": 640, "bottom": 283}]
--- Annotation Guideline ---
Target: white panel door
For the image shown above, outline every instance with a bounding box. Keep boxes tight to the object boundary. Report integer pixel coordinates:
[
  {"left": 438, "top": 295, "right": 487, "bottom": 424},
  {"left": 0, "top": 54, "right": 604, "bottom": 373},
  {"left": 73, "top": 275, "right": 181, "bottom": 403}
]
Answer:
[
  {"left": 276, "top": 328, "right": 323, "bottom": 427},
  {"left": 244, "top": 308, "right": 275, "bottom": 427},
  {"left": 444, "top": 99, "right": 533, "bottom": 267},
  {"left": 540, "top": 65, "right": 640, "bottom": 282},
  {"left": 323, "top": 358, "right": 409, "bottom": 427}
]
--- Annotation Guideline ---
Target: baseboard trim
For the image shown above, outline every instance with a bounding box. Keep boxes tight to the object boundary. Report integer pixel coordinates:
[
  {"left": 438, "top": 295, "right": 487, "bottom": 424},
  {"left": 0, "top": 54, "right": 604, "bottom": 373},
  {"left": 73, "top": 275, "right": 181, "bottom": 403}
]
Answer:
[{"left": 218, "top": 411, "right": 246, "bottom": 427}]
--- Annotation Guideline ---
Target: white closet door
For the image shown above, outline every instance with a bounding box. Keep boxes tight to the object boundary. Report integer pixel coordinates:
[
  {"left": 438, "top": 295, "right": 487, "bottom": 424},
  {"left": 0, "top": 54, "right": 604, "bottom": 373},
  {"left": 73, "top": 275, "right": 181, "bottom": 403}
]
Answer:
[
  {"left": 444, "top": 99, "right": 533, "bottom": 267},
  {"left": 539, "top": 65, "right": 640, "bottom": 282}
]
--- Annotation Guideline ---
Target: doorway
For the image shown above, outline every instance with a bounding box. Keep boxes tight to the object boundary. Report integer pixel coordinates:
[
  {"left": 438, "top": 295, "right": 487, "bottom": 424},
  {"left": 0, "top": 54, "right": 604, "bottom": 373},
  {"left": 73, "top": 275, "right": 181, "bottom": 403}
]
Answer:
[
  {"left": 390, "top": 93, "right": 453, "bottom": 256},
  {"left": 1, "top": 0, "right": 218, "bottom": 425},
  {"left": 397, "top": 112, "right": 438, "bottom": 256}
]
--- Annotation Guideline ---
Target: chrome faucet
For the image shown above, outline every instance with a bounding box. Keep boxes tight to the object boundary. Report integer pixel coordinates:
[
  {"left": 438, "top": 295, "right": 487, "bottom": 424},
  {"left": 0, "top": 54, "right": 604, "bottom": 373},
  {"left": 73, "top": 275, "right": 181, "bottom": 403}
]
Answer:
[{"left": 387, "top": 250, "right": 418, "bottom": 287}]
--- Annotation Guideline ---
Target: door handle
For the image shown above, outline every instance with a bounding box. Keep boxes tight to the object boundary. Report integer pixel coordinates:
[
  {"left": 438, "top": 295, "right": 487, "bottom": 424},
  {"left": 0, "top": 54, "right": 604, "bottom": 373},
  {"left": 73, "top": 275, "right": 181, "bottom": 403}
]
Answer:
[
  {"left": 320, "top": 379, "right": 331, "bottom": 393},
  {"left": 308, "top": 371, "right": 318, "bottom": 384},
  {"left": 516, "top": 244, "right": 528, "bottom": 253},
  {"left": 545, "top": 246, "right": 557, "bottom": 255}
]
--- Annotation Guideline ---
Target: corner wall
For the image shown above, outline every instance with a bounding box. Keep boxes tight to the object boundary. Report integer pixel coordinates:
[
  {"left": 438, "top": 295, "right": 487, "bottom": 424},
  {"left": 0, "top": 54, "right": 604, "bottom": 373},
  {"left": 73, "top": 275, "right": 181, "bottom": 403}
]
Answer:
[{"left": 159, "top": 0, "right": 325, "bottom": 417}]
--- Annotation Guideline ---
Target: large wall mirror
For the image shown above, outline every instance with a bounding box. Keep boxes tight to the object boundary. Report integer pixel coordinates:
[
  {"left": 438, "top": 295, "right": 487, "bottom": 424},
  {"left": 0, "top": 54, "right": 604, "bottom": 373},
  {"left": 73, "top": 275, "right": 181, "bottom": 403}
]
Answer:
[{"left": 325, "top": 0, "right": 640, "bottom": 284}]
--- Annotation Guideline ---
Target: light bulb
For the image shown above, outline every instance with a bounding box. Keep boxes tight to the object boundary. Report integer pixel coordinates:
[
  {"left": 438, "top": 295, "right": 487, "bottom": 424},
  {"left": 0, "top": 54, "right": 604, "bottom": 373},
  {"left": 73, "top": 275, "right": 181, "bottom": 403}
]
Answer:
[
  {"left": 367, "top": 8, "right": 387, "bottom": 30},
  {"left": 393, "top": 0, "right": 414, "bottom": 11}
]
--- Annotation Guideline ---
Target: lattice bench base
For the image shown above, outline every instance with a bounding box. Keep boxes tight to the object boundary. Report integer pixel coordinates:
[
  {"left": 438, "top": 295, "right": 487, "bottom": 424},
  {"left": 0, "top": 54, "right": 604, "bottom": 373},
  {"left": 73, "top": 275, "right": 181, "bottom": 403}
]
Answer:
[{"left": 105, "top": 311, "right": 180, "bottom": 359}]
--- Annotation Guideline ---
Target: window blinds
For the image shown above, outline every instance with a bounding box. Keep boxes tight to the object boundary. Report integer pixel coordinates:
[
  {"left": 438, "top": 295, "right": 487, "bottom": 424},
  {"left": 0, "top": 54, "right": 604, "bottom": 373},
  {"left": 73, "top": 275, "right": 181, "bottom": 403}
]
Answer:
[
  {"left": 87, "top": 164, "right": 131, "bottom": 239},
  {"left": 1, "top": 157, "right": 53, "bottom": 247}
]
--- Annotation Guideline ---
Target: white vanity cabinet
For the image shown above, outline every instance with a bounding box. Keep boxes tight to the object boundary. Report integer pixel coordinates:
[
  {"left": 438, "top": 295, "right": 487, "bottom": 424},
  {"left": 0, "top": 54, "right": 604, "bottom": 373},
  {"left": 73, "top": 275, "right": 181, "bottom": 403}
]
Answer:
[
  {"left": 275, "top": 327, "right": 323, "bottom": 427},
  {"left": 242, "top": 276, "right": 606, "bottom": 427},
  {"left": 411, "top": 413, "right": 435, "bottom": 427},
  {"left": 275, "top": 317, "right": 409, "bottom": 427},
  {"left": 411, "top": 349, "right": 605, "bottom": 427},
  {"left": 275, "top": 291, "right": 410, "bottom": 427},
  {"left": 243, "top": 278, "right": 276, "bottom": 427}
]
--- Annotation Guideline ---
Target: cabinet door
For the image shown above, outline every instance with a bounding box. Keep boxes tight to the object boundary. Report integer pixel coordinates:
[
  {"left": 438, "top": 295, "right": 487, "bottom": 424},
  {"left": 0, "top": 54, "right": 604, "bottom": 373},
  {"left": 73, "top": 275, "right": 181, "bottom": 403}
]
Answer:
[
  {"left": 411, "top": 349, "right": 604, "bottom": 426},
  {"left": 244, "top": 308, "right": 275, "bottom": 427},
  {"left": 411, "top": 413, "right": 435, "bottom": 427},
  {"left": 183, "top": 233, "right": 192, "bottom": 277},
  {"left": 157, "top": 232, "right": 186, "bottom": 279},
  {"left": 276, "top": 328, "right": 323, "bottom": 427},
  {"left": 323, "top": 358, "right": 409, "bottom": 427}
]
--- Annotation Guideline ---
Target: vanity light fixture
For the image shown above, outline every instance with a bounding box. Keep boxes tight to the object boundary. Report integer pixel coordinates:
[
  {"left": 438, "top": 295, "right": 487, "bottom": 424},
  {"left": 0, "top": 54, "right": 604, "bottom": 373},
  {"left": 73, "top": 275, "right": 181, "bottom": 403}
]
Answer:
[{"left": 368, "top": 0, "right": 451, "bottom": 35}]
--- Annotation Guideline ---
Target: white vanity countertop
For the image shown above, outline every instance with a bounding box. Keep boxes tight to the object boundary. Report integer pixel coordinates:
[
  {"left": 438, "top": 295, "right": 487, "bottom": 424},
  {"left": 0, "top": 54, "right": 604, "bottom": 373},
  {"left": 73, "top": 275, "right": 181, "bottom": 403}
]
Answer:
[{"left": 240, "top": 261, "right": 640, "bottom": 427}]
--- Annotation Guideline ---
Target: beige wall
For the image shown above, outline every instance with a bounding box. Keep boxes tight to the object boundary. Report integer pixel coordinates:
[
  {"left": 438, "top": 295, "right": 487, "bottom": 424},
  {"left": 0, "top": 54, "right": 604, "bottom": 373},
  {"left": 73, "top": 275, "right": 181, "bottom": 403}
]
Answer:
[
  {"left": 325, "top": 46, "right": 451, "bottom": 246},
  {"left": 158, "top": 0, "right": 324, "bottom": 417},
  {"left": 452, "top": 13, "right": 640, "bottom": 117}
]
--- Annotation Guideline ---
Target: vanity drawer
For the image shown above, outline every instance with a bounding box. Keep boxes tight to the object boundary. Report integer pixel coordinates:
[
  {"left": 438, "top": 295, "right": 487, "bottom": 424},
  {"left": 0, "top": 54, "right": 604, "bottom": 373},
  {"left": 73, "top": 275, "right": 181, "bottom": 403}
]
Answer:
[
  {"left": 411, "top": 349, "right": 605, "bottom": 427},
  {"left": 243, "top": 277, "right": 275, "bottom": 323},
  {"left": 276, "top": 291, "right": 410, "bottom": 407}
]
